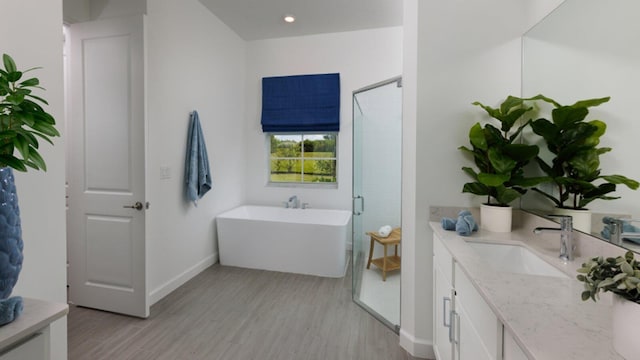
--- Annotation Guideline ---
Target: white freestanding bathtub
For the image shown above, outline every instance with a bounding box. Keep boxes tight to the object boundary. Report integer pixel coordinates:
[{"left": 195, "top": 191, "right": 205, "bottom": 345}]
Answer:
[{"left": 216, "top": 205, "right": 352, "bottom": 278}]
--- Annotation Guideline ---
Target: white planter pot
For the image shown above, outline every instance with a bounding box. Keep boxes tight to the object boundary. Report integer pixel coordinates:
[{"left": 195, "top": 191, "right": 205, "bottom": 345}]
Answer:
[
  {"left": 552, "top": 208, "right": 592, "bottom": 233},
  {"left": 612, "top": 294, "right": 640, "bottom": 359},
  {"left": 480, "top": 204, "right": 512, "bottom": 233}
]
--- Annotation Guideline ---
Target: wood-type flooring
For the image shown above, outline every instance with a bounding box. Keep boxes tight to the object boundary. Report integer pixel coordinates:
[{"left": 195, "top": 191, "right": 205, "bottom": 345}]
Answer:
[{"left": 68, "top": 263, "right": 418, "bottom": 360}]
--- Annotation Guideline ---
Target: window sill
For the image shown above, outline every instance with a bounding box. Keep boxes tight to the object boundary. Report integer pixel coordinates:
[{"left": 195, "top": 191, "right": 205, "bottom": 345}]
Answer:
[{"left": 266, "top": 181, "right": 338, "bottom": 189}]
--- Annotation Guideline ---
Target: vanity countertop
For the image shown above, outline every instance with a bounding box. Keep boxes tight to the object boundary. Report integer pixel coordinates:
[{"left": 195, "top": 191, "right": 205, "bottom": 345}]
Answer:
[
  {"left": 0, "top": 297, "right": 68, "bottom": 351},
  {"left": 430, "top": 222, "right": 623, "bottom": 360}
]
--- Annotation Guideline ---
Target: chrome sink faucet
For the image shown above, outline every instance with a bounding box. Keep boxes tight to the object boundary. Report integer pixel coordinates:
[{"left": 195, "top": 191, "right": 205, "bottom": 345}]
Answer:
[
  {"left": 533, "top": 214, "right": 574, "bottom": 262},
  {"left": 610, "top": 218, "right": 640, "bottom": 246},
  {"left": 288, "top": 195, "right": 299, "bottom": 209}
]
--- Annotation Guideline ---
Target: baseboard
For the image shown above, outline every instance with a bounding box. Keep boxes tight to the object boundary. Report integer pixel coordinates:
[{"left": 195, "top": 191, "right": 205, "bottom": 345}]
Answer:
[
  {"left": 149, "top": 252, "right": 218, "bottom": 305},
  {"left": 399, "top": 328, "right": 435, "bottom": 359}
]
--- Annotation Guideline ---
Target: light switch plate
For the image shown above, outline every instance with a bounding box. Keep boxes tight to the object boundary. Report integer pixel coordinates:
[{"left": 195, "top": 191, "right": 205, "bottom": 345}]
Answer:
[{"left": 160, "top": 166, "right": 171, "bottom": 179}]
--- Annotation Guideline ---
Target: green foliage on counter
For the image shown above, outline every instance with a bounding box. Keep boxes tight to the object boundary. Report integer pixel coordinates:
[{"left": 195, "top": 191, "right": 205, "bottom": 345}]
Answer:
[
  {"left": 459, "top": 96, "right": 548, "bottom": 206},
  {"left": 530, "top": 95, "right": 639, "bottom": 209},
  {"left": 577, "top": 251, "right": 640, "bottom": 304}
]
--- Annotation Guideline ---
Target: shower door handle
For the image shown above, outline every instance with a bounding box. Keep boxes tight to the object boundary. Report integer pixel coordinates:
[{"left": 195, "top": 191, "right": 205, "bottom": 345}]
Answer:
[{"left": 352, "top": 195, "right": 365, "bottom": 215}]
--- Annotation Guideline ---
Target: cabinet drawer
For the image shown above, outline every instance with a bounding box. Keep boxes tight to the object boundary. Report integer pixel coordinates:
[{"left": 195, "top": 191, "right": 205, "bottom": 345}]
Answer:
[
  {"left": 455, "top": 263, "right": 500, "bottom": 359},
  {"left": 434, "top": 234, "right": 454, "bottom": 286}
]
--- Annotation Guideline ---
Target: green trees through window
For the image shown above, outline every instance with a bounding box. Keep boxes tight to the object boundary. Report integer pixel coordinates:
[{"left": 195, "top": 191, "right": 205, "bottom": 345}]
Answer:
[{"left": 269, "top": 134, "right": 337, "bottom": 183}]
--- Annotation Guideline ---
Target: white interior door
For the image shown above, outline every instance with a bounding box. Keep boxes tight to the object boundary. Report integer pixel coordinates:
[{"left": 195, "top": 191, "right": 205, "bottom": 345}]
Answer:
[{"left": 67, "top": 15, "right": 148, "bottom": 318}]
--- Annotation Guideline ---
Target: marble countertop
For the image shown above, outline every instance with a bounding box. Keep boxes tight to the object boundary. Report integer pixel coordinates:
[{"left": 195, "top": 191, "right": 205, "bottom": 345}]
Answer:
[
  {"left": 430, "top": 222, "right": 623, "bottom": 360},
  {"left": 0, "top": 297, "right": 68, "bottom": 350}
]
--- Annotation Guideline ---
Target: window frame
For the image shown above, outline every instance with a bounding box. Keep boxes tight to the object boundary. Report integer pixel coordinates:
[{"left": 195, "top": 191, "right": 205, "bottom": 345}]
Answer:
[{"left": 266, "top": 132, "right": 338, "bottom": 188}]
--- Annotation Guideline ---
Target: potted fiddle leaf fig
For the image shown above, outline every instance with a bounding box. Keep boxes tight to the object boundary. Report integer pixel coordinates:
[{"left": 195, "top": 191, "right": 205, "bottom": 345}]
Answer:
[
  {"left": 459, "top": 95, "right": 548, "bottom": 232},
  {"left": 529, "top": 95, "right": 639, "bottom": 232},
  {"left": 577, "top": 251, "right": 640, "bottom": 358},
  {"left": 0, "top": 53, "right": 60, "bottom": 324}
]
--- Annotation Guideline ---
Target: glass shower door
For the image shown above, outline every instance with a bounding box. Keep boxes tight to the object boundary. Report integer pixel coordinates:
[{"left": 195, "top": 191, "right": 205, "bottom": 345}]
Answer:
[
  {"left": 352, "top": 94, "right": 365, "bottom": 304},
  {"left": 351, "top": 77, "right": 402, "bottom": 332}
]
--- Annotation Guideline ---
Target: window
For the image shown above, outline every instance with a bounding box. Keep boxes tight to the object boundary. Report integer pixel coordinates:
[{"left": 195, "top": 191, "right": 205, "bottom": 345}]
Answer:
[{"left": 269, "top": 134, "right": 337, "bottom": 184}]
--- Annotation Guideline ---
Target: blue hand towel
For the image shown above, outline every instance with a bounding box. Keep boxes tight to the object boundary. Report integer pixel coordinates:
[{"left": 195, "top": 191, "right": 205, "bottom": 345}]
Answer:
[
  {"left": 441, "top": 210, "right": 478, "bottom": 236},
  {"left": 441, "top": 217, "right": 456, "bottom": 230},
  {"left": 185, "top": 111, "right": 212, "bottom": 206},
  {"left": 0, "top": 296, "right": 22, "bottom": 326},
  {"left": 456, "top": 210, "right": 478, "bottom": 236}
]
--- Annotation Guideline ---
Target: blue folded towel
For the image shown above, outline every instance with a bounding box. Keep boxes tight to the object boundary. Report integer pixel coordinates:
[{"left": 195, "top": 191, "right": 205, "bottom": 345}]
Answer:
[
  {"left": 441, "top": 210, "right": 478, "bottom": 236},
  {"left": 456, "top": 211, "right": 478, "bottom": 236},
  {"left": 185, "top": 111, "right": 213, "bottom": 206},
  {"left": 441, "top": 217, "right": 456, "bottom": 230},
  {"left": 0, "top": 296, "right": 22, "bottom": 326}
]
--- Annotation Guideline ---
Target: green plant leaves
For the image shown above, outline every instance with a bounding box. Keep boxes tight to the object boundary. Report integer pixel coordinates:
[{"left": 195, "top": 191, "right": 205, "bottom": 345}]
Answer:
[
  {"left": 461, "top": 94, "right": 638, "bottom": 208},
  {"left": 462, "top": 182, "right": 489, "bottom": 196},
  {"left": 503, "top": 143, "right": 539, "bottom": 162},
  {"left": 576, "top": 251, "right": 640, "bottom": 303},
  {"left": 461, "top": 96, "right": 541, "bottom": 205},
  {"left": 601, "top": 175, "right": 640, "bottom": 190},
  {"left": 2, "top": 54, "right": 16, "bottom": 74},
  {"left": 469, "top": 123, "right": 487, "bottom": 150},
  {"left": 527, "top": 95, "right": 637, "bottom": 208},
  {"left": 487, "top": 148, "right": 516, "bottom": 174},
  {"left": 478, "top": 172, "right": 510, "bottom": 186},
  {"left": 495, "top": 186, "right": 522, "bottom": 205},
  {"left": 571, "top": 96, "right": 611, "bottom": 109},
  {"left": 552, "top": 106, "right": 588, "bottom": 129},
  {"left": 19, "top": 78, "right": 39, "bottom": 87},
  {"left": 0, "top": 53, "right": 59, "bottom": 172}
]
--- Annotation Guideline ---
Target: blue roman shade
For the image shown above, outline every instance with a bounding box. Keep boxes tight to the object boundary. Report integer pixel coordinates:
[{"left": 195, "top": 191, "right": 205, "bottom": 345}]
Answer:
[{"left": 261, "top": 73, "right": 340, "bottom": 132}]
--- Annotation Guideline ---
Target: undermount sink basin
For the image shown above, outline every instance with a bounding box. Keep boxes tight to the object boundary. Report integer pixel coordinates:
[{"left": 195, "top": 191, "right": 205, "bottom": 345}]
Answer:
[{"left": 466, "top": 242, "right": 569, "bottom": 278}]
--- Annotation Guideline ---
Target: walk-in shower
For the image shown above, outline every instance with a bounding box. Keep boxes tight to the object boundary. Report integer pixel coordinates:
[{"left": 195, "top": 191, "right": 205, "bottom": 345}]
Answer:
[{"left": 352, "top": 76, "right": 402, "bottom": 331}]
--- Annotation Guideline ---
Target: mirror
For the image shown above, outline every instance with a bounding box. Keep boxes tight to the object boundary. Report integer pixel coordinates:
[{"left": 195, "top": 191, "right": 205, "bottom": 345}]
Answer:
[{"left": 521, "top": 0, "right": 640, "bottom": 252}]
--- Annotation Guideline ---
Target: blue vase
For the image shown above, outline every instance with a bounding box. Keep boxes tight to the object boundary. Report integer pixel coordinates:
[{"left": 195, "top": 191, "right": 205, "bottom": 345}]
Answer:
[{"left": 0, "top": 167, "right": 22, "bottom": 300}]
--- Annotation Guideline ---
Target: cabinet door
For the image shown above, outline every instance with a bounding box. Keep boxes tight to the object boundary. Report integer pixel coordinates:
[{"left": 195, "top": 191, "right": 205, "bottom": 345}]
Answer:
[
  {"left": 503, "top": 328, "right": 528, "bottom": 360},
  {"left": 454, "top": 264, "right": 500, "bottom": 359},
  {"left": 434, "top": 264, "right": 454, "bottom": 360},
  {"left": 455, "top": 303, "right": 493, "bottom": 360},
  {"left": 433, "top": 234, "right": 454, "bottom": 360}
]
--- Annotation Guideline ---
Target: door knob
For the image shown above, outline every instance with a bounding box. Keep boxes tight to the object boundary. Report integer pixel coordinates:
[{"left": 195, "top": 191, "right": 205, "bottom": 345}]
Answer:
[{"left": 123, "top": 202, "right": 144, "bottom": 211}]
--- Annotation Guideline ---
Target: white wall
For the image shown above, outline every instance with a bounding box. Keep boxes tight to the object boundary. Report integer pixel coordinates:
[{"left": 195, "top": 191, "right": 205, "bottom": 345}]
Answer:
[
  {"left": 91, "top": 0, "right": 146, "bottom": 19},
  {"left": 400, "top": 0, "right": 563, "bottom": 357},
  {"left": 244, "top": 27, "right": 403, "bottom": 211},
  {"left": 63, "top": 0, "right": 90, "bottom": 23},
  {"left": 1, "top": 1, "right": 68, "bottom": 359},
  {"left": 145, "top": 0, "right": 246, "bottom": 304}
]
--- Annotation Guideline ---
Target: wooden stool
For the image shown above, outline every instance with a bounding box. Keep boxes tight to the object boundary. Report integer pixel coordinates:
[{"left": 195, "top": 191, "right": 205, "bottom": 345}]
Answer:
[{"left": 366, "top": 227, "right": 401, "bottom": 281}]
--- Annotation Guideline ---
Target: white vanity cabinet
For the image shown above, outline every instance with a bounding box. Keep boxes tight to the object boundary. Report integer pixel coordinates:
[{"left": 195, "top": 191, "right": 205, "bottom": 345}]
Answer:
[
  {"left": 433, "top": 234, "right": 504, "bottom": 360},
  {"left": 0, "top": 298, "right": 68, "bottom": 360},
  {"left": 433, "top": 235, "right": 454, "bottom": 360},
  {"left": 431, "top": 220, "right": 624, "bottom": 360}
]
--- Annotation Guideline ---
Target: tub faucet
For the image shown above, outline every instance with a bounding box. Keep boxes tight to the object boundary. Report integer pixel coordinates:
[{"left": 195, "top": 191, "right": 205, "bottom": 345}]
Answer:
[
  {"left": 533, "top": 214, "right": 574, "bottom": 262},
  {"left": 288, "top": 195, "right": 299, "bottom": 209}
]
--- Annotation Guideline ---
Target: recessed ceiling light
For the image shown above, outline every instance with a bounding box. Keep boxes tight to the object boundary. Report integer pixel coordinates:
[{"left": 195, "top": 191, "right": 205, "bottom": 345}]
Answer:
[{"left": 284, "top": 15, "right": 295, "bottom": 23}]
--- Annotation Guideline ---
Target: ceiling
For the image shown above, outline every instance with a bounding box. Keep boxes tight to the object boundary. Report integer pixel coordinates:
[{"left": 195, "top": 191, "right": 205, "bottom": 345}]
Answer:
[{"left": 198, "top": 0, "right": 403, "bottom": 41}]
